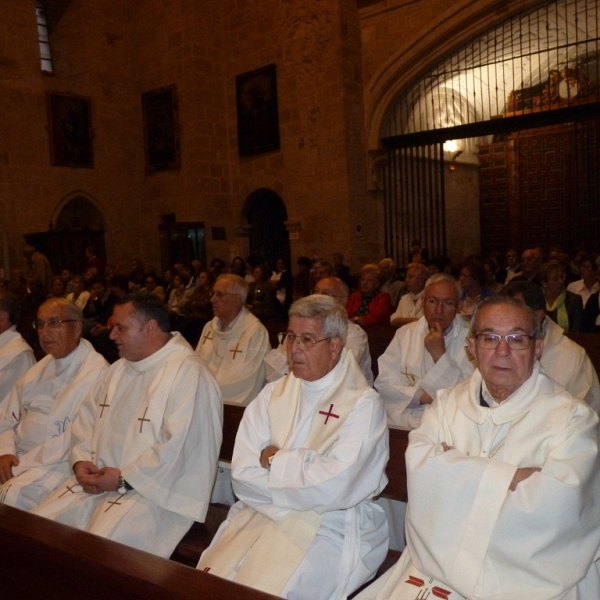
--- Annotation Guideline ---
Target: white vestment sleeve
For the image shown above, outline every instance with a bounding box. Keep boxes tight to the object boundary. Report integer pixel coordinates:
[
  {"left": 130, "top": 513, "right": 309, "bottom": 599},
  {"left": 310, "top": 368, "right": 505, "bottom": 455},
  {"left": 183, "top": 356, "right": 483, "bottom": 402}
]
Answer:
[
  {"left": 0, "top": 383, "right": 20, "bottom": 455},
  {"left": 418, "top": 351, "right": 474, "bottom": 399},
  {"left": 0, "top": 352, "right": 34, "bottom": 409}
]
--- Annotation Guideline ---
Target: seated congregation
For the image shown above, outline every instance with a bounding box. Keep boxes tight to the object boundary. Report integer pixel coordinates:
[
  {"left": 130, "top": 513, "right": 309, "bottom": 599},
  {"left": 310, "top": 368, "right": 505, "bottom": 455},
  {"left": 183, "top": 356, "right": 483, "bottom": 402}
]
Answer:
[{"left": 0, "top": 243, "right": 599, "bottom": 599}]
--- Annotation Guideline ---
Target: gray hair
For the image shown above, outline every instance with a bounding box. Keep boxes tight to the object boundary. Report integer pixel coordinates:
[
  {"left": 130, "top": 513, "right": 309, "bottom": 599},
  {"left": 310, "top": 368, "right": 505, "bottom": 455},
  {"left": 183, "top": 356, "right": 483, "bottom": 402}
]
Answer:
[
  {"left": 289, "top": 295, "right": 348, "bottom": 342},
  {"left": 424, "top": 273, "right": 460, "bottom": 295},
  {"left": 407, "top": 262, "right": 430, "bottom": 279},
  {"left": 469, "top": 295, "right": 542, "bottom": 340},
  {"left": 217, "top": 273, "right": 249, "bottom": 303},
  {"left": 41, "top": 297, "right": 83, "bottom": 322}
]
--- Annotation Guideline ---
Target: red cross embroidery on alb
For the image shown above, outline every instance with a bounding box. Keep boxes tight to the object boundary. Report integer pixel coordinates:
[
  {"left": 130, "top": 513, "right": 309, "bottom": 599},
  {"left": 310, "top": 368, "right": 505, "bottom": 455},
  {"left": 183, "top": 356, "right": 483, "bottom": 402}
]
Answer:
[{"left": 318, "top": 404, "right": 340, "bottom": 424}]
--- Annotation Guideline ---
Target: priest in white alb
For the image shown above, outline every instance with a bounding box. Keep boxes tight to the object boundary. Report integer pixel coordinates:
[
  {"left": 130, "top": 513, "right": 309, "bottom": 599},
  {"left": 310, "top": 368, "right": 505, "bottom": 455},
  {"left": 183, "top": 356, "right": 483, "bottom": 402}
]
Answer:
[
  {"left": 503, "top": 280, "right": 600, "bottom": 414},
  {"left": 264, "top": 276, "right": 373, "bottom": 385},
  {"left": 32, "top": 293, "right": 223, "bottom": 558},
  {"left": 198, "top": 295, "right": 389, "bottom": 600},
  {"left": 0, "top": 292, "right": 35, "bottom": 407},
  {"left": 376, "top": 274, "right": 474, "bottom": 429},
  {"left": 196, "top": 273, "right": 271, "bottom": 406},
  {"left": 0, "top": 298, "right": 107, "bottom": 510},
  {"left": 357, "top": 296, "right": 600, "bottom": 600}
]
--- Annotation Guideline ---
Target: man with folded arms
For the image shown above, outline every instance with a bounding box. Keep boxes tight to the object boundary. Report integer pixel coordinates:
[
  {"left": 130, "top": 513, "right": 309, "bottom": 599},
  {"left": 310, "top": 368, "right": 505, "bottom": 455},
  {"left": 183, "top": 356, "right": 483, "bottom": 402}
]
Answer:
[
  {"left": 198, "top": 295, "right": 389, "bottom": 600},
  {"left": 0, "top": 298, "right": 107, "bottom": 509},
  {"left": 357, "top": 296, "right": 600, "bottom": 600}
]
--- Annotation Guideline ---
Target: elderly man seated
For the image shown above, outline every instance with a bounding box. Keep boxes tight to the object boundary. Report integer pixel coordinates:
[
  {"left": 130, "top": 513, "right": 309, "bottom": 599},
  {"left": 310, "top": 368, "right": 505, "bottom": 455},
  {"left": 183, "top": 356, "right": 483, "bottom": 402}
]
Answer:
[
  {"left": 196, "top": 274, "right": 271, "bottom": 406},
  {"left": 197, "top": 295, "right": 389, "bottom": 600},
  {"left": 376, "top": 274, "right": 474, "bottom": 429},
  {"left": 389, "top": 262, "right": 429, "bottom": 327},
  {"left": 33, "top": 293, "right": 223, "bottom": 558},
  {"left": 357, "top": 296, "right": 600, "bottom": 600},
  {"left": 264, "top": 276, "right": 373, "bottom": 385},
  {"left": 503, "top": 280, "right": 600, "bottom": 414},
  {"left": 0, "top": 298, "right": 107, "bottom": 510},
  {"left": 0, "top": 292, "right": 35, "bottom": 407}
]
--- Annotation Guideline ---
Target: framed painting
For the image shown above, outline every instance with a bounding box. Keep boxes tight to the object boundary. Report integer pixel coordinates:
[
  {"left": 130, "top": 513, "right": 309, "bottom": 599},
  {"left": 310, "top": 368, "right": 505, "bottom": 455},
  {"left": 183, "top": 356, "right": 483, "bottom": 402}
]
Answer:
[
  {"left": 236, "top": 64, "right": 280, "bottom": 156},
  {"left": 47, "top": 92, "right": 94, "bottom": 168},
  {"left": 142, "top": 84, "right": 181, "bottom": 171}
]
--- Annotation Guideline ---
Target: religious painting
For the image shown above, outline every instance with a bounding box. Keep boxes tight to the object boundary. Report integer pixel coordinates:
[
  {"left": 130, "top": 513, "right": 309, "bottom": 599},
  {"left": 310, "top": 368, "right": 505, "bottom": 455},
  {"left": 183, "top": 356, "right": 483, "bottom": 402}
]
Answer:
[
  {"left": 142, "top": 84, "right": 181, "bottom": 172},
  {"left": 47, "top": 92, "right": 94, "bottom": 168},
  {"left": 236, "top": 64, "right": 280, "bottom": 157}
]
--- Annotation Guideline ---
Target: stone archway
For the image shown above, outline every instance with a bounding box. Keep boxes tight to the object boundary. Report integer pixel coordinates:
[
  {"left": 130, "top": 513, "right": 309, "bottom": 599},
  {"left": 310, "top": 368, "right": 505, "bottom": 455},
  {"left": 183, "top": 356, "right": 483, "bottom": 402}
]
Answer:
[{"left": 242, "top": 188, "right": 290, "bottom": 272}]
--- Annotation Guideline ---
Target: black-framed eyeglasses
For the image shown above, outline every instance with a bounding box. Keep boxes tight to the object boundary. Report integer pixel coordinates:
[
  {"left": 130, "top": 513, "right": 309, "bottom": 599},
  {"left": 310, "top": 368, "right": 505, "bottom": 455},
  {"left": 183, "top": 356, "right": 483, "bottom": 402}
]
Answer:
[
  {"left": 278, "top": 332, "right": 332, "bottom": 348},
  {"left": 33, "top": 318, "right": 78, "bottom": 330},
  {"left": 474, "top": 333, "right": 534, "bottom": 350}
]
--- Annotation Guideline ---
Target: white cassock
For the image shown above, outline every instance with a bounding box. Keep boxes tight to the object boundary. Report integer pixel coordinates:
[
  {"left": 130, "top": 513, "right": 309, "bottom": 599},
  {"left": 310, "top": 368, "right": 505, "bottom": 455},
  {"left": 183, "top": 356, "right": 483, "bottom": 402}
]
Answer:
[
  {"left": 32, "top": 333, "right": 223, "bottom": 558},
  {"left": 389, "top": 292, "right": 423, "bottom": 323},
  {"left": 196, "top": 307, "right": 271, "bottom": 406},
  {"left": 540, "top": 316, "right": 600, "bottom": 414},
  {"left": 0, "top": 326, "right": 35, "bottom": 408},
  {"left": 0, "top": 339, "right": 107, "bottom": 510},
  {"left": 357, "top": 364, "right": 600, "bottom": 600},
  {"left": 375, "top": 315, "right": 474, "bottom": 428},
  {"left": 198, "top": 349, "right": 389, "bottom": 600},
  {"left": 264, "top": 321, "right": 374, "bottom": 386}
]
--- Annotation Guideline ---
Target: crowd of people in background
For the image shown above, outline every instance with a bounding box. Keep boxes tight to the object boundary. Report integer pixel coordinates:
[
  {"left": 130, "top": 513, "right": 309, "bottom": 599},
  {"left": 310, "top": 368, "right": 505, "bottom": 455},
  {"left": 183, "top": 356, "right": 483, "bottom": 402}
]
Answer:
[{"left": 2, "top": 241, "right": 600, "bottom": 364}]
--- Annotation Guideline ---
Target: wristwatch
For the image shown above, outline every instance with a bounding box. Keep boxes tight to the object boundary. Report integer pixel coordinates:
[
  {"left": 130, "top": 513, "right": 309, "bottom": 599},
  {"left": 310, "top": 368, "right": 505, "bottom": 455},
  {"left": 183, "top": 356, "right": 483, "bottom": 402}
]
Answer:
[{"left": 117, "top": 473, "right": 132, "bottom": 495}]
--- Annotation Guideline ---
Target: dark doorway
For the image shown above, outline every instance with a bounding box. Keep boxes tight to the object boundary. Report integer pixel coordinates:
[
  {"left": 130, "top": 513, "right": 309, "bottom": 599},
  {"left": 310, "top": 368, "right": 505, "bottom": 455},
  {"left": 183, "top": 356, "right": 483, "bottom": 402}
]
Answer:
[{"left": 243, "top": 189, "right": 290, "bottom": 271}]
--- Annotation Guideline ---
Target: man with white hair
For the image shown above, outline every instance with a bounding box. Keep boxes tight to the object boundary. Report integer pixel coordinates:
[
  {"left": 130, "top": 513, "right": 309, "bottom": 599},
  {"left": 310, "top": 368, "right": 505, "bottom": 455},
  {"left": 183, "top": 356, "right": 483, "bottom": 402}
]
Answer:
[
  {"left": 376, "top": 274, "right": 474, "bottom": 429},
  {"left": 0, "top": 292, "right": 35, "bottom": 407},
  {"left": 379, "top": 258, "right": 405, "bottom": 309},
  {"left": 358, "top": 296, "right": 600, "bottom": 599},
  {"left": 196, "top": 274, "right": 271, "bottom": 406},
  {"left": 264, "top": 276, "right": 373, "bottom": 385},
  {"left": 0, "top": 298, "right": 107, "bottom": 510},
  {"left": 198, "top": 295, "right": 389, "bottom": 600}
]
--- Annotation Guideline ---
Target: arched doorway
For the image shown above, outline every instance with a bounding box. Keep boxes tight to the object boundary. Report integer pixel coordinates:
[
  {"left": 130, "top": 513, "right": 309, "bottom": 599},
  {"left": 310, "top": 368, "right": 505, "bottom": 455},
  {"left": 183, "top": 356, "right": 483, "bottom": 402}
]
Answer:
[
  {"left": 28, "top": 195, "right": 106, "bottom": 274},
  {"left": 242, "top": 188, "right": 290, "bottom": 272}
]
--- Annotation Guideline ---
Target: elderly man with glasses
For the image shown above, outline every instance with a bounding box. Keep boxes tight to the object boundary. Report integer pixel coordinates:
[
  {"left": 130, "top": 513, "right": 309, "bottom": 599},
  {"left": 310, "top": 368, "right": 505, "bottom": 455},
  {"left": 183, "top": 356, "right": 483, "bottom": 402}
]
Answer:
[
  {"left": 264, "top": 276, "right": 373, "bottom": 385},
  {"left": 357, "top": 296, "right": 600, "bottom": 600},
  {"left": 0, "top": 298, "right": 107, "bottom": 510},
  {"left": 196, "top": 273, "right": 271, "bottom": 407},
  {"left": 198, "top": 295, "right": 389, "bottom": 600},
  {"left": 376, "top": 273, "right": 474, "bottom": 429}
]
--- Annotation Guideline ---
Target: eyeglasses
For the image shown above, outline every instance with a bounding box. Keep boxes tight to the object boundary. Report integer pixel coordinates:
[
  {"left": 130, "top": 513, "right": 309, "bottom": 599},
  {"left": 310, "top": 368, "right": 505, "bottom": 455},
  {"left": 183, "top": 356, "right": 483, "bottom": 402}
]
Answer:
[
  {"left": 425, "top": 298, "right": 457, "bottom": 309},
  {"left": 209, "top": 291, "right": 237, "bottom": 299},
  {"left": 33, "top": 318, "right": 78, "bottom": 330},
  {"left": 278, "top": 332, "right": 332, "bottom": 348},
  {"left": 474, "top": 333, "right": 534, "bottom": 350}
]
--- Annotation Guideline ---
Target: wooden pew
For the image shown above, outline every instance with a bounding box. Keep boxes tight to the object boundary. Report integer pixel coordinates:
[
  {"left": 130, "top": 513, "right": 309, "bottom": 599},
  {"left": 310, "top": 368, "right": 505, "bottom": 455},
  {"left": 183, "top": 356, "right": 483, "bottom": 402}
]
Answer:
[
  {"left": 0, "top": 504, "right": 279, "bottom": 600},
  {"left": 566, "top": 332, "right": 600, "bottom": 375}
]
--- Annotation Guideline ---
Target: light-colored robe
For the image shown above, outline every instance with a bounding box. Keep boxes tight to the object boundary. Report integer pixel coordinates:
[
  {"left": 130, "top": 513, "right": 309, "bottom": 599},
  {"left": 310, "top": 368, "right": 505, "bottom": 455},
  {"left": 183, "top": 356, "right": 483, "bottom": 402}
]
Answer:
[
  {"left": 32, "top": 333, "right": 223, "bottom": 558},
  {"left": 0, "top": 326, "right": 35, "bottom": 409},
  {"left": 358, "top": 364, "right": 600, "bottom": 600},
  {"left": 198, "top": 350, "right": 389, "bottom": 600},
  {"left": 389, "top": 292, "right": 423, "bottom": 322},
  {"left": 196, "top": 307, "right": 271, "bottom": 406},
  {"left": 0, "top": 339, "right": 107, "bottom": 510},
  {"left": 264, "top": 321, "right": 373, "bottom": 386},
  {"left": 540, "top": 316, "right": 600, "bottom": 414},
  {"left": 376, "top": 314, "right": 474, "bottom": 428}
]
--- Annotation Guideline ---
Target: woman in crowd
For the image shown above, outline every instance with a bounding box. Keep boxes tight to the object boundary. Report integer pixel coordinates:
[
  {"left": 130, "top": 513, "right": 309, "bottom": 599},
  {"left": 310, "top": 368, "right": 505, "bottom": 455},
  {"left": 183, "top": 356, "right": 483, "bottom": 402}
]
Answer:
[
  {"left": 541, "top": 261, "right": 583, "bottom": 332},
  {"left": 269, "top": 258, "right": 293, "bottom": 319},
  {"left": 346, "top": 264, "right": 393, "bottom": 326},
  {"left": 48, "top": 276, "right": 67, "bottom": 299},
  {"left": 458, "top": 260, "right": 493, "bottom": 320},
  {"left": 66, "top": 274, "right": 90, "bottom": 310},
  {"left": 141, "top": 272, "right": 166, "bottom": 301},
  {"left": 246, "top": 264, "right": 275, "bottom": 321},
  {"left": 167, "top": 273, "right": 193, "bottom": 316}
]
